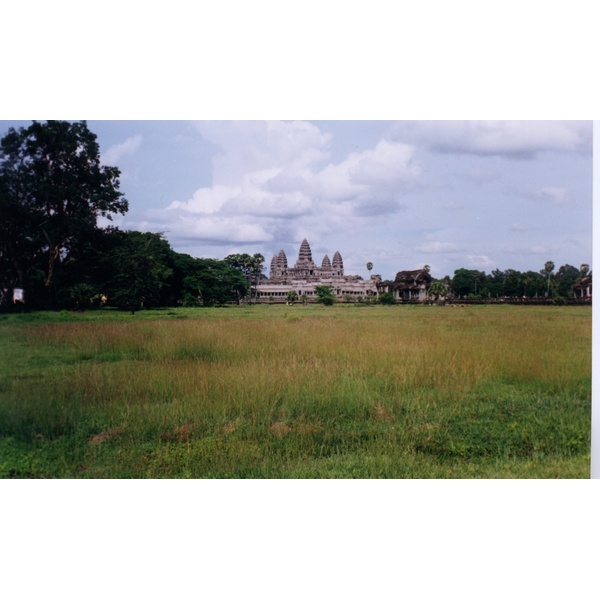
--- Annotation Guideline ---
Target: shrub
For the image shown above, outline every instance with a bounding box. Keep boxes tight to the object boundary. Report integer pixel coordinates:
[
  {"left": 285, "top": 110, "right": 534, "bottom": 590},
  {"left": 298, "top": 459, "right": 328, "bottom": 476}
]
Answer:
[
  {"left": 315, "top": 286, "right": 336, "bottom": 306},
  {"left": 378, "top": 292, "right": 396, "bottom": 305}
]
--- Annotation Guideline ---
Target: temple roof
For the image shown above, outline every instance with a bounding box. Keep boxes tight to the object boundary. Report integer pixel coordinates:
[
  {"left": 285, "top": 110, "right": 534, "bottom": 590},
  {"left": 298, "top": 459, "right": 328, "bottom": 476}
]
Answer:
[
  {"left": 394, "top": 270, "right": 432, "bottom": 283},
  {"left": 321, "top": 254, "right": 331, "bottom": 269}
]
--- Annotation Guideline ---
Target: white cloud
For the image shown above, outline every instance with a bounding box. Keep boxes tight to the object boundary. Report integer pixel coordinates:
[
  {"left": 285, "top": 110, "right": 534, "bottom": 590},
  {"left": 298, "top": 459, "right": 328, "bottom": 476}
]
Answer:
[
  {"left": 168, "top": 185, "right": 240, "bottom": 214},
  {"left": 503, "top": 184, "right": 572, "bottom": 207},
  {"left": 391, "top": 121, "right": 592, "bottom": 158},
  {"left": 315, "top": 139, "right": 419, "bottom": 211},
  {"left": 228, "top": 190, "right": 313, "bottom": 218},
  {"left": 102, "top": 134, "right": 143, "bottom": 164},
  {"left": 465, "top": 254, "right": 494, "bottom": 268},
  {"left": 415, "top": 241, "right": 461, "bottom": 254},
  {"left": 144, "top": 122, "right": 420, "bottom": 250},
  {"left": 533, "top": 187, "right": 569, "bottom": 206},
  {"left": 134, "top": 209, "right": 272, "bottom": 245},
  {"left": 194, "top": 120, "right": 331, "bottom": 185}
]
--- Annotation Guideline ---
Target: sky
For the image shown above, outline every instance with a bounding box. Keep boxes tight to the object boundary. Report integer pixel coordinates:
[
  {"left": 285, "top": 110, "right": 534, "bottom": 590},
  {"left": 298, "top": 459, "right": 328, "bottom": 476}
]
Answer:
[{"left": 1, "top": 120, "right": 592, "bottom": 281}]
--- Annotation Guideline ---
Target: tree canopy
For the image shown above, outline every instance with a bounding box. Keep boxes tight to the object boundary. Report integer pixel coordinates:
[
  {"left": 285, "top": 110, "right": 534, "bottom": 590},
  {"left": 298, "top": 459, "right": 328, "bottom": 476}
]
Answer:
[{"left": 1, "top": 120, "right": 127, "bottom": 307}]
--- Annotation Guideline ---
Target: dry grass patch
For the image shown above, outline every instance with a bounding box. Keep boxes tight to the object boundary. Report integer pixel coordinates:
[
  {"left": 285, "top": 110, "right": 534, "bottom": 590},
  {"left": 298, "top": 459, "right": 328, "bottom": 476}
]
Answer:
[
  {"left": 372, "top": 403, "right": 391, "bottom": 421},
  {"left": 270, "top": 421, "right": 291, "bottom": 437},
  {"left": 89, "top": 427, "right": 124, "bottom": 446}
]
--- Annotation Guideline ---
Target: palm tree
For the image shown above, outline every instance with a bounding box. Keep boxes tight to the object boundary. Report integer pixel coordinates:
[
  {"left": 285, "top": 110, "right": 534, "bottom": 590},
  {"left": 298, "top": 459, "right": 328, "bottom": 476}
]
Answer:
[
  {"left": 236, "top": 253, "right": 264, "bottom": 303},
  {"left": 428, "top": 280, "right": 447, "bottom": 304},
  {"left": 366, "top": 262, "right": 373, "bottom": 276},
  {"left": 543, "top": 261, "right": 555, "bottom": 297},
  {"left": 423, "top": 265, "right": 431, "bottom": 274}
]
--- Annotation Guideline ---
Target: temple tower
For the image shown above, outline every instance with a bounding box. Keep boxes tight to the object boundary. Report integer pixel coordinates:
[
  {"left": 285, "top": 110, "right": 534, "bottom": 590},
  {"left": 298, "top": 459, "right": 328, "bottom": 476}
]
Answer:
[
  {"left": 293, "top": 238, "right": 316, "bottom": 278},
  {"left": 332, "top": 251, "right": 344, "bottom": 276},
  {"left": 270, "top": 249, "right": 289, "bottom": 281},
  {"left": 321, "top": 255, "right": 332, "bottom": 278},
  {"left": 296, "top": 239, "right": 314, "bottom": 266},
  {"left": 278, "top": 249, "right": 288, "bottom": 270}
]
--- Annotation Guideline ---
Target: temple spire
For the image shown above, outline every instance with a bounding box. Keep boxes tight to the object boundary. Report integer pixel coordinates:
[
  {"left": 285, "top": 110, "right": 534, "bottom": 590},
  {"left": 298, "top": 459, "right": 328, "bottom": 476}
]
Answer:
[
  {"left": 332, "top": 251, "right": 344, "bottom": 275},
  {"left": 298, "top": 238, "right": 313, "bottom": 264}
]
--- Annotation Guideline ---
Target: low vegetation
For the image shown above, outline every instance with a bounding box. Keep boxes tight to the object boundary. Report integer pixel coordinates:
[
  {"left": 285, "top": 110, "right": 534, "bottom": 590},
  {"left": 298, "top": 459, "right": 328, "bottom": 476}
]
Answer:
[{"left": 0, "top": 304, "right": 591, "bottom": 478}]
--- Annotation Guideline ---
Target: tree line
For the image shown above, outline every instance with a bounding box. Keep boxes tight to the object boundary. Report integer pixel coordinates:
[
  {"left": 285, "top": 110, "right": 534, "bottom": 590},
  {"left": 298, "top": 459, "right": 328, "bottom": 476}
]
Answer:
[{"left": 445, "top": 262, "right": 591, "bottom": 301}]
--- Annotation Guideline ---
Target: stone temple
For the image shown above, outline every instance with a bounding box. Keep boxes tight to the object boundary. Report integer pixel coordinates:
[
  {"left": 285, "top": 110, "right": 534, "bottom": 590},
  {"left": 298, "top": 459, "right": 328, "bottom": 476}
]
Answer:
[{"left": 255, "top": 239, "right": 380, "bottom": 302}]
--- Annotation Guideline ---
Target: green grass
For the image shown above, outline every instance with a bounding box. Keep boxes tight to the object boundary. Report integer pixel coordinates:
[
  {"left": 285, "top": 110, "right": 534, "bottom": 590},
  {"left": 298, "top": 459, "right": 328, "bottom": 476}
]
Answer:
[{"left": 0, "top": 304, "right": 591, "bottom": 478}]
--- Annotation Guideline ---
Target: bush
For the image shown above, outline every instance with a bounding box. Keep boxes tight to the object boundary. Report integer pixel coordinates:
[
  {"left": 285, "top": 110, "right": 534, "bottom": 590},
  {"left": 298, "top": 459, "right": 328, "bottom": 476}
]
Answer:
[
  {"left": 314, "top": 285, "right": 336, "bottom": 306},
  {"left": 378, "top": 292, "right": 396, "bottom": 305}
]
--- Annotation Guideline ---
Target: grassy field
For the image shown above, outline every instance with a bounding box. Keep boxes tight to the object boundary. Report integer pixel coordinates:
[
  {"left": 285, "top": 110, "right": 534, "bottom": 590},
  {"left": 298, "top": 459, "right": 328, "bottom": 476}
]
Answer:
[{"left": 0, "top": 303, "right": 591, "bottom": 478}]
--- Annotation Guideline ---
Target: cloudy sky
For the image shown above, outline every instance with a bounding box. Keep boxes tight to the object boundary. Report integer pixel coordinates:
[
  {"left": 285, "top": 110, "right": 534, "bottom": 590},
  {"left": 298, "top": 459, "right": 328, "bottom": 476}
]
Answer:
[{"left": 1, "top": 120, "right": 592, "bottom": 280}]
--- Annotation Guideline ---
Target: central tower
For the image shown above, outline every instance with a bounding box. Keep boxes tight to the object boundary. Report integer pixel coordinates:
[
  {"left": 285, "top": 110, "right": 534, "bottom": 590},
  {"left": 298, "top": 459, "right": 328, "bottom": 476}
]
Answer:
[{"left": 293, "top": 238, "right": 317, "bottom": 277}]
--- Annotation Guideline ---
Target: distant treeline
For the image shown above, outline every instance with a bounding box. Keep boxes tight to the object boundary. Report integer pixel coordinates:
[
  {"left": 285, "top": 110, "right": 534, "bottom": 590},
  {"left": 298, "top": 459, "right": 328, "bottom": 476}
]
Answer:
[
  {"left": 1, "top": 225, "right": 261, "bottom": 312},
  {"left": 442, "top": 264, "right": 591, "bottom": 301}
]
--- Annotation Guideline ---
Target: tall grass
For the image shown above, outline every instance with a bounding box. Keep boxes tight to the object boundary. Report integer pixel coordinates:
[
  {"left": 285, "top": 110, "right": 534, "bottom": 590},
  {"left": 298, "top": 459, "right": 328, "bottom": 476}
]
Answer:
[{"left": 0, "top": 305, "right": 591, "bottom": 478}]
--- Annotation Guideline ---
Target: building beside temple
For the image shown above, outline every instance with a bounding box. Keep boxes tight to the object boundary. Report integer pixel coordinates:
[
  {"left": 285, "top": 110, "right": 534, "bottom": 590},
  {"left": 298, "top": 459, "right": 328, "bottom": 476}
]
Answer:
[
  {"left": 375, "top": 269, "right": 433, "bottom": 302},
  {"left": 574, "top": 274, "right": 592, "bottom": 299},
  {"left": 255, "top": 239, "right": 380, "bottom": 302}
]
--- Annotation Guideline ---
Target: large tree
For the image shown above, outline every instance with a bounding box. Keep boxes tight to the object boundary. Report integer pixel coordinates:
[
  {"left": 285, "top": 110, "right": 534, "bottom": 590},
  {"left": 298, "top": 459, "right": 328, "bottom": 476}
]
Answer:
[
  {"left": 0, "top": 121, "right": 127, "bottom": 307},
  {"left": 224, "top": 252, "right": 265, "bottom": 303},
  {"left": 451, "top": 268, "right": 486, "bottom": 297},
  {"left": 105, "top": 231, "right": 173, "bottom": 313},
  {"left": 502, "top": 269, "right": 523, "bottom": 297},
  {"left": 554, "top": 264, "right": 580, "bottom": 298},
  {"left": 170, "top": 253, "right": 247, "bottom": 307}
]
